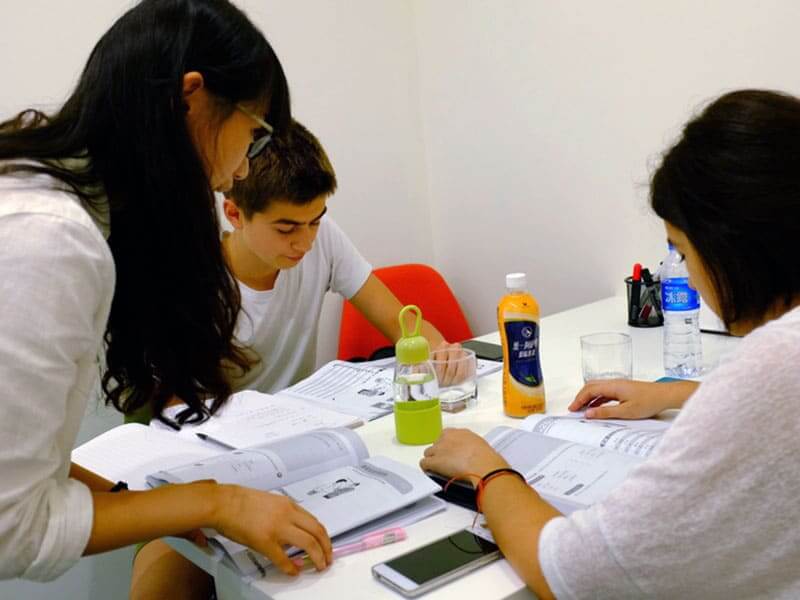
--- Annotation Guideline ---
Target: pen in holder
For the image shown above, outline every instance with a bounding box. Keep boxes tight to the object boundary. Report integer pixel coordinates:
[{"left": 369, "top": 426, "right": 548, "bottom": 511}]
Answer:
[
  {"left": 625, "top": 267, "right": 663, "bottom": 327},
  {"left": 393, "top": 305, "right": 442, "bottom": 445}
]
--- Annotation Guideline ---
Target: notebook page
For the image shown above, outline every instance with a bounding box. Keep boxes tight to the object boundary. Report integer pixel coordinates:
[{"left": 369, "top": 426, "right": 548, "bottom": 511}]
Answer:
[
  {"left": 188, "top": 392, "right": 362, "bottom": 449},
  {"left": 71, "top": 423, "right": 218, "bottom": 490}
]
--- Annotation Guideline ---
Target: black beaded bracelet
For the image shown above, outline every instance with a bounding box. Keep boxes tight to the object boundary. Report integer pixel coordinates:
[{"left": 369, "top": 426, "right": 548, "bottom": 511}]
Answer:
[
  {"left": 475, "top": 468, "right": 527, "bottom": 513},
  {"left": 480, "top": 468, "right": 526, "bottom": 485},
  {"left": 109, "top": 480, "right": 129, "bottom": 493}
]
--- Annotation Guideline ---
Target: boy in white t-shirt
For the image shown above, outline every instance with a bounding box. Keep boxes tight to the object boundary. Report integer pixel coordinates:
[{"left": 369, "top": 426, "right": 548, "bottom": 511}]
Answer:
[{"left": 221, "top": 120, "right": 455, "bottom": 393}]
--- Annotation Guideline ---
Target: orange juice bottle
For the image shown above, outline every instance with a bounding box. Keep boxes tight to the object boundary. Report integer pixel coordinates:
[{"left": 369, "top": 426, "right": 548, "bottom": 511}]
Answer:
[{"left": 498, "top": 273, "right": 545, "bottom": 417}]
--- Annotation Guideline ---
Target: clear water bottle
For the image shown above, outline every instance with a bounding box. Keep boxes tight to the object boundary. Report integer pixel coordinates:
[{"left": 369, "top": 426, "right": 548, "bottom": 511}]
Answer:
[{"left": 660, "top": 244, "right": 703, "bottom": 377}]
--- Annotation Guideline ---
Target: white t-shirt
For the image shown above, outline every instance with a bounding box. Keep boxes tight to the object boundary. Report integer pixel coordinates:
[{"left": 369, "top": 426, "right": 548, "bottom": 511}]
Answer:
[
  {"left": 539, "top": 305, "right": 800, "bottom": 599},
  {"left": 231, "top": 217, "right": 371, "bottom": 393},
  {"left": 0, "top": 172, "right": 114, "bottom": 581}
]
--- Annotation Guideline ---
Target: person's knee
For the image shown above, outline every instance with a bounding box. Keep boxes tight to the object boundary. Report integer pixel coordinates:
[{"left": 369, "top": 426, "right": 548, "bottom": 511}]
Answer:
[{"left": 129, "top": 539, "right": 214, "bottom": 600}]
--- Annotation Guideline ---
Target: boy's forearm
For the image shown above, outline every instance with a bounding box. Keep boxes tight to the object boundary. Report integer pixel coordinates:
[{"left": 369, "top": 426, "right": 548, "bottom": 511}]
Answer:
[
  {"left": 349, "top": 275, "right": 448, "bottom": 346},
  {"left": 85, "top": 481, "right": 225, "bottom": 555},
  {"left": 420, "top": 320, "right": 446, "bottom": 347}
]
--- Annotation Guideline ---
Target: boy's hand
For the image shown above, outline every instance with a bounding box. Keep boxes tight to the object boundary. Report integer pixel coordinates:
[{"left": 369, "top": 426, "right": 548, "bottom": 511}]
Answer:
[{"left": 431, "top": 342, "right": 470, "bottom": 386}]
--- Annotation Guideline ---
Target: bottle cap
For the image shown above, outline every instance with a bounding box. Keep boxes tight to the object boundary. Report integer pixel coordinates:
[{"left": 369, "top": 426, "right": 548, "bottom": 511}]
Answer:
[
  {"left": 395, "top": 305, "right": 430, "bottom": 365},
  {"left": 506, "top": 272, "right": 527, "bottom": 290}
]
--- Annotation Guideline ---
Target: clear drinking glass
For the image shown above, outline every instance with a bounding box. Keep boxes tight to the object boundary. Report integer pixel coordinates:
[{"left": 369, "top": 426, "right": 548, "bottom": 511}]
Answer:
[
  {"left": 429, "top": 348, "right": 478, "bottom": 413},
  {"left": 580, "top": 332, "right": 633, "bottom": 382}
]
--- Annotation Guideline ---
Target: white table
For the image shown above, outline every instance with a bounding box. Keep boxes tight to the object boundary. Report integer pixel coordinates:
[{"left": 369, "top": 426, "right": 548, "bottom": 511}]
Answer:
[{"left": 170, "top": 296, "right": 740, "bottom": 600}]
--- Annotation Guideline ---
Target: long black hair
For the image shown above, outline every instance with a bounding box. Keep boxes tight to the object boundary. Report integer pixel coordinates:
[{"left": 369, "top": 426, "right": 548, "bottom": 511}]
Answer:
[
  {"left": 0, "top": 0, "right": 290, "bottom": 424},
  {"left": 651, "top": 89, "right": 800, "bottom": 328}
]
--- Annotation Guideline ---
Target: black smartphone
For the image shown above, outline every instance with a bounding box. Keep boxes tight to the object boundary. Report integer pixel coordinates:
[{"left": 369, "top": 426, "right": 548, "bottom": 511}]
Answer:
[
  {"left": 462, "top": 339, "right": 503, "bottom": 361},
  {"left": 372, "top": 529, "right": 501, "bottom": 597}
]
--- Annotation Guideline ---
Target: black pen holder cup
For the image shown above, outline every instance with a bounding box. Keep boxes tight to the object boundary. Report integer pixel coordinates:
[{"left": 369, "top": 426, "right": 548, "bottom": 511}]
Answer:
[{"left": 625, "top": 277, "right": 664, "bottom": 328}]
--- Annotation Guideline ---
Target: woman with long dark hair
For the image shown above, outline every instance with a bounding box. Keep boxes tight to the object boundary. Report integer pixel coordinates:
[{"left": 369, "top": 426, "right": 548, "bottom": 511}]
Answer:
[
  {"left": 0, "top": 0, "right": 330, "bottom": 585},
  {"left": 421, "top": 90, "right": 800, "bottom": 598}
]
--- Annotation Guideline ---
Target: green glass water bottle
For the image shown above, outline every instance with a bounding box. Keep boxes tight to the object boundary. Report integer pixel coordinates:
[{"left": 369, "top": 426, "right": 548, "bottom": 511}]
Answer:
[{"left": 393, "top": 305, "right": 442, "bottom": 445}]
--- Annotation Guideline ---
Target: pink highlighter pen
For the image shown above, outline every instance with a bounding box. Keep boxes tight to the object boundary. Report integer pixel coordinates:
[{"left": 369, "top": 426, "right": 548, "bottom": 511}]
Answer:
[{"left": 292, "top": 527, "right": 407, "bottom": 569}]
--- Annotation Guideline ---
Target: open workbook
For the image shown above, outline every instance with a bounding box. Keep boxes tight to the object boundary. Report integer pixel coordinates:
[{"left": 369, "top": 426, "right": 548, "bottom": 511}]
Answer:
[
  {"left": 149, "top": 428, "right": 442, "bottom": 578},
  {"left": 434, "top": 414, "right": 670, "bottom": 517},
  {"left": 72, "top": 391, "right": 365, "bottom": 489},
  {"left": 73, "top": 426, "right": 443, "bottom": 579}
]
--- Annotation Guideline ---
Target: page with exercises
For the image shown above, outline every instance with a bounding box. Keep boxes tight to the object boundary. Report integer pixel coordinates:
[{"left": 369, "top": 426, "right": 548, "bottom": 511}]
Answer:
[
  {"left": 283, "top": 360, "right": 396, "bottom": 420},
  {"left": 283, "top": 357, "right": 503, "bottom": 421},
  {"left": 147, "top": 428, "right": 368, "bottom": 490},
  {"left": 280, "top": 456, "right": 439, "bottom": 538},
  {"left": 150, "top": 390, "right": 362, "bottom": 449},
  {"left": 520, "top": 414, "right": 669, "bottom": 458},
  {"left": 486, "top": 427, "right": 644, "bottom": 514},
  {"left": 71, "top": 423, "right": 219, "bottom": 490}
]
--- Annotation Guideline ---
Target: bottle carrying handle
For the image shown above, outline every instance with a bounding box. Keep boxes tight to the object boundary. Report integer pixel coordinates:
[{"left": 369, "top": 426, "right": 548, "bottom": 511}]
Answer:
[{"left": 398, "top": 305, "right": 423, "bottom": 338}]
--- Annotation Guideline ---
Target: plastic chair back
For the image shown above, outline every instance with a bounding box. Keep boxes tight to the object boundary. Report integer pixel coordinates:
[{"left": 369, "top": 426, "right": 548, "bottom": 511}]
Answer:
[{"left": 337, "top": 263, "right": 473, "bottom": 360}]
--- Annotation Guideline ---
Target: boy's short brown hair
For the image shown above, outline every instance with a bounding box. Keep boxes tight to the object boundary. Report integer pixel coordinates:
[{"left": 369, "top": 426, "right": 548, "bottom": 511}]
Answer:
[{"left": 228, "top": 119, "right": 337, "bottom": 218}]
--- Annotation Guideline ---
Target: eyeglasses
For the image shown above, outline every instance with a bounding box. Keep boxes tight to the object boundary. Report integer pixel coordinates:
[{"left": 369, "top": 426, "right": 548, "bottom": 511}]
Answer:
[{"left": 236, "top": 104, "right": 274, "bottom": 160}]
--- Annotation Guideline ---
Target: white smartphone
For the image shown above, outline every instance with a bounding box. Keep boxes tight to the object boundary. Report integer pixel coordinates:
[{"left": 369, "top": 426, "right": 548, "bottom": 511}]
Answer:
[{"left": 372, "top": 529, "right": 501, "bottom": 597}]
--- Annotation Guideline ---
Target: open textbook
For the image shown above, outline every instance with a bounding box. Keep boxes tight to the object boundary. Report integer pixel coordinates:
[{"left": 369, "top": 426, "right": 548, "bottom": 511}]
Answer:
[
  {"left": 279, "top": 357, "right": 502, "bottom": 421},
  {"left": 489, "top": 415, "right": 669, "bottom": 515},
  {"left": 73, "top": 424, "right": 444, "bottom": 579},
  {"left": 434, "top": 415, "right": 670, "bottom": 519},
  {"left": 146, "top": 428, "right": 443, "bottom": 578}
]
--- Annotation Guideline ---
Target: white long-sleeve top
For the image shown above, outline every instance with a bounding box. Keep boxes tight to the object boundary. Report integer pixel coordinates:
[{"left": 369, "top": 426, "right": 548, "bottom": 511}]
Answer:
[
  {"left": 0, "top": 173, "right": 114, "bottom": 580},
  {"left": 539, "top": 304, "right": 800, "bottom": 598}
]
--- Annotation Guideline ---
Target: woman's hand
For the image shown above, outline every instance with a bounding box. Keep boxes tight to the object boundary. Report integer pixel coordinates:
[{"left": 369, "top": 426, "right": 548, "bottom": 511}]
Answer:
[
  {"left": 213, "top": 486, "right": 332, "bottom": 576},
  {"left": 569, "top": 379, "right": 699, "bottom": 420},
  {"left": 420, "top": 428, "right": 509, "bottom": 486}
]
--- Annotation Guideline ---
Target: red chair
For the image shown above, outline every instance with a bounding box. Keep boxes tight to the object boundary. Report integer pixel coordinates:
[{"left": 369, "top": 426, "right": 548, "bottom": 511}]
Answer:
[{"left": 337, "top": 263, "right": 474, "bottom": 360}]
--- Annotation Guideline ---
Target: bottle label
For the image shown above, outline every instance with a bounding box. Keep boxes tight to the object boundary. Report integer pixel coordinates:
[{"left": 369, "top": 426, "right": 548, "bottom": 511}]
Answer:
[
  {"left": 661, "top": 277, "right": 700, "bottom": 311},
  {"left": 503, "top": 320, "right": 542, "bottom": 387}
]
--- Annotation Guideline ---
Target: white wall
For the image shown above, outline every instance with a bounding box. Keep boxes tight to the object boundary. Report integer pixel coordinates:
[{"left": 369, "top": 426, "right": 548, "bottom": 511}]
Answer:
[
  {"left": 236, "top": 1, "right": 435, "bottom": 362},
  {"left": 410, "top": 0, "right": 800, "bottom": 334}
]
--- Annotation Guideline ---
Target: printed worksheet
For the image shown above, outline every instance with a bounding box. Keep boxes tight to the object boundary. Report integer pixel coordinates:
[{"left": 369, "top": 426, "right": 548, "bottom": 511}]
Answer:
[
  {"left": 521, "top": 414, "right": 668, "bottom": 458},
  {"left": 486, "top": 427, "right": 644, "bottom": 513},
  {"left": 283, "top": 361, "right": 398, "bottom": 420},
  {"left": 283, "top": 357, "right": 502, "bottom": 420}
]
